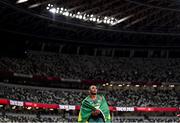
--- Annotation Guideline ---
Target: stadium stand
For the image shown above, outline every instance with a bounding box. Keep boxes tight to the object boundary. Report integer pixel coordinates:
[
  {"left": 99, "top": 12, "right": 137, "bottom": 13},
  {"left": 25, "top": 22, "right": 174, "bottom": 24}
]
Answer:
[{"left": 0, "top": 51, "right": 180, "bottom": 82}]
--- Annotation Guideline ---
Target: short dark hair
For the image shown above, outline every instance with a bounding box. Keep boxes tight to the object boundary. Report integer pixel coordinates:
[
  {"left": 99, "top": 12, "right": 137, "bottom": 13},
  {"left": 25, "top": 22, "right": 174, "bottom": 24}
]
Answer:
[{"left": 89, "top": 85, "right": 96, "bottom": 90}]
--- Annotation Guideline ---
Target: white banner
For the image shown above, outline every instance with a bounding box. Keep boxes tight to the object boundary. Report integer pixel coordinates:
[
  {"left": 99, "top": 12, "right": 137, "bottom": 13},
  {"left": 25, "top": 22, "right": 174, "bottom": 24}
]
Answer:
[
  {"left": 116, "top": 107, "right": 134, "bottom": 112},
  {"left": 59, "top": 105, "right": 75, "bottom": 110},
  {"left": 13, "top": 73, "right": 33, "bottom": 78},
  {"left": 10, "top": 100, "right": 24, "bottom": 106},
  {"left": 68, "top": 105, "right": 75, "bottom": 110}
]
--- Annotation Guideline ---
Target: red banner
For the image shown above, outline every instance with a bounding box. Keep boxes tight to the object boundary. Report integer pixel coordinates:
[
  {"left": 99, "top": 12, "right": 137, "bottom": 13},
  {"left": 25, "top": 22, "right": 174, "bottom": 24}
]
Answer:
[
  {"left": 75, "top": 105, "right": 81, "bottom": 110},
  {"left": 0, "top": 99, "right": 179, "bottom": 112},
  {"left": 24, "top": 102, "right": 59, "bottom": 109},
  {"left": 0, "top": 99, "right": 9, "bottom": 105},
  {"left": 135, "top": 107, "right": 178, "bottom": 112}
]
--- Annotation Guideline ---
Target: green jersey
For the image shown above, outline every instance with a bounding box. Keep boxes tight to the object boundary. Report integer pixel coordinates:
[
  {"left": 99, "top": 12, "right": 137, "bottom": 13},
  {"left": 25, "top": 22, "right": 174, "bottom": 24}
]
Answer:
[{"left": 78, "top": 95, "right": 111, "bottom": 123}]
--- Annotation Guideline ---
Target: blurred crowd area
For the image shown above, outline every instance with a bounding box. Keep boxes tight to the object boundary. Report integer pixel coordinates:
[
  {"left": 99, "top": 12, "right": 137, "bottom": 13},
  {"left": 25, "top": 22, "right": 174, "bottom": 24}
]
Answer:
[
  {"left": 0, "top": 83, "right": 179, "bottom": 107},
  {"left": 0, "top": 113, "right": 178, "bottom": 123},
  {"left": 0, "top": 51, "right": 180, "bottom": 82},
  {"left": 0, "top": 51, "right": 180, "bottom": 122}
]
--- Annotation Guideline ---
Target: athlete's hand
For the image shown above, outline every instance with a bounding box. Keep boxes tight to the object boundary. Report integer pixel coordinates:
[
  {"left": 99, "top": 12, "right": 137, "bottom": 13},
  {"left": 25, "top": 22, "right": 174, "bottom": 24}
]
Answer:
[
  {"left": 95, "top": 109, "right": 100, "bottom": 115},
  {"left": 92, "top": 109, "right": 100, "bottom": 116},
  {"left": 92, "top": 110, "right": 96, "bottom": 116}
]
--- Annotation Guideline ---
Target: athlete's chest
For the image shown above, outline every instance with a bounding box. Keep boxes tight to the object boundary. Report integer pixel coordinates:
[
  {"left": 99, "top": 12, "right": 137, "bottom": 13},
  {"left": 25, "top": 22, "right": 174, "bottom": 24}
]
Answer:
[{"left": 90, "top": 98, "right": 101, "bottom": 109}]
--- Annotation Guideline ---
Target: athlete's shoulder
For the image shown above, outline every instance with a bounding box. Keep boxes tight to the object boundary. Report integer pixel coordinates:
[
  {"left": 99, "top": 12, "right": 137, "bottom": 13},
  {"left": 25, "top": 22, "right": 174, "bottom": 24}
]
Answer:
[
  {"left": 98, "top": 94, "right": 105, "bottom": 97},
  {"left": 83, "top": 95, "right": 91, "bottom": 101},
  {"left": 97, "top": 94, "right": 104, "bottom": 100}
]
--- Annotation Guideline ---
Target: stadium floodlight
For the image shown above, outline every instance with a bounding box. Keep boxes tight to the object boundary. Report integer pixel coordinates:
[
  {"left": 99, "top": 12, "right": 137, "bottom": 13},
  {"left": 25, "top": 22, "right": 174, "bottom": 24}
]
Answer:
[
  {"left": 46, "top": 7, "right": 50, "bottom": 10},
  {"left": 170, "top": 85, "right": 175, "bottom": 87},
  {"left": 153, "top": 85, "right": 157, "bottom": 87},
  {"left": 46, "top": 5, "right": 124, "bottom": 26},
  {"left": 64, "top": 12, "right": 69, "bottom": 16},
  {"left": 135, "top": 85, "right": 140, "bottom": 87},
  {"left": 111, "top": 17, "right": 114, "bottom": 20},
  {"left": 59, "top": 10, "right": 63, "bottom": 14},
  {"left": 98, "top": 20, "right": 102, "bottom": 23},
  {"left": 110, "top": 21, "right": 114, "bottom": 25},
  {"left": 79, "top": 15, "right": 83, "bottom": 19},
  {"left": 83, "top": 16, "right": 86, "bottom": 20},
  {"left": 71, "top": 14, "right": 75, "bottom": 17},
  {"left": 12, "top": 106, "right": 16, "bottom": 109},
  {"left": 27, "top": 107, "right": 32, "bottom": 110},
  {"left": 107, "top": 20, "right": 110, "bottom": 24},
  {"left": 76, "top": 15, "right": 79, "bottom": 18},
  {"left": 49, "top": 8, "right": 56, "bottom": 14},
  {"left": 93, "top": 18, "right": 96, "bottom": 22},
  {"left": 69, "top": 13, "right": 73, "bottom": 17},
  {"left": 56, "top": 9, "right": 59, "bottom": 14},
  {"left": 97, "top": 19, "right": 101, "bottom": 23},
  {"left": 16, "top": 0, "right": 28, "bottom": 4}
]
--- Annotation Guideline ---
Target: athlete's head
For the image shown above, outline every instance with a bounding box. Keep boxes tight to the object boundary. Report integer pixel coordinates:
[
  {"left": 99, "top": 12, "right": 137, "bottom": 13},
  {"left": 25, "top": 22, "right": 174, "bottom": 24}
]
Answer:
[{"left": 89, "top": 85, "right": 97, "bottom": 95}]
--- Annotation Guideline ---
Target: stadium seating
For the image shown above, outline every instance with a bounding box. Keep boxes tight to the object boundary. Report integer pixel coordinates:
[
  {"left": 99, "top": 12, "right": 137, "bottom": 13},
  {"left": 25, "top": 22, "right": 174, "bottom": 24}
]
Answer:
[
  {"left": 0, "top": 51, "right": 179, "bottom": 82},
  {"left": 0, "top": 83, "right": 178, "bottom": 107}
]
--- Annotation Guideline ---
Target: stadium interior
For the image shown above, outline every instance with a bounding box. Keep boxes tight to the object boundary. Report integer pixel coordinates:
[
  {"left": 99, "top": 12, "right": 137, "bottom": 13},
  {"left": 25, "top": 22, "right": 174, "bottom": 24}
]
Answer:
[{"left": 0, "top": 0, "right": 180, "bottom": 122}]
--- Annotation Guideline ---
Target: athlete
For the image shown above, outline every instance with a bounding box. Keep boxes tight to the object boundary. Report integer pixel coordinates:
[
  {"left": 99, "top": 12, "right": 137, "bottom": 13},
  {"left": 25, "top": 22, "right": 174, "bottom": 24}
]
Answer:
[{"left": 78, "top": 85, "right": 111, "bottom": 122}]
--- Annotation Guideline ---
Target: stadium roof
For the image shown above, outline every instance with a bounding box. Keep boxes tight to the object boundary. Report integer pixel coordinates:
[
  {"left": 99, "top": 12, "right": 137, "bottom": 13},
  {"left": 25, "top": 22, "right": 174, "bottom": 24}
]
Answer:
[{"left": 1, "top": 0, "right": 180, "bottom": 46}]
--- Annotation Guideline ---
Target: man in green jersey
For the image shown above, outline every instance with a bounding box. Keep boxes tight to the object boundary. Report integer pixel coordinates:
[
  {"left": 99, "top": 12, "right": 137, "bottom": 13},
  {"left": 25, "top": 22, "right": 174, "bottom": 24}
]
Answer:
[{"left": 78, "top": 85, "right": 111, "bottom": 123}]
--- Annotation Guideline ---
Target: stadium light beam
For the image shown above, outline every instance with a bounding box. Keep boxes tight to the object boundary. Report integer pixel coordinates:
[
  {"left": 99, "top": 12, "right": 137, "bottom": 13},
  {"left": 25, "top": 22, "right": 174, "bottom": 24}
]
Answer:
[
  {"left": 16, "top": 0, "right": 28, "bottom": 4},
  {"left": 29, "top": 3, "right": 41, "bottom": 9},
  {"left": 111, "top": 15, "right": 133, "bottom": 26}
]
